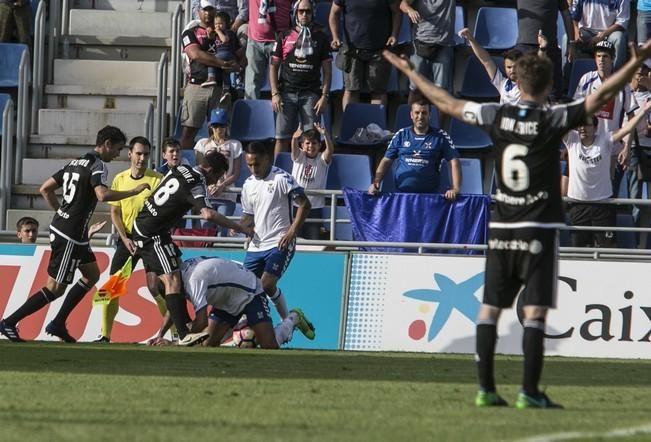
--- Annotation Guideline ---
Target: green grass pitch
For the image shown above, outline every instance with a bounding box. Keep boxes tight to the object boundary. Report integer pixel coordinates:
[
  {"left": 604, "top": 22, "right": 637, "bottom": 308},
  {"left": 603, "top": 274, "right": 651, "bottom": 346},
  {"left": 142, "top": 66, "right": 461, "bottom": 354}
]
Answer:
[{"left": 0, "top": 342, "right": 650, "bottom": 441}]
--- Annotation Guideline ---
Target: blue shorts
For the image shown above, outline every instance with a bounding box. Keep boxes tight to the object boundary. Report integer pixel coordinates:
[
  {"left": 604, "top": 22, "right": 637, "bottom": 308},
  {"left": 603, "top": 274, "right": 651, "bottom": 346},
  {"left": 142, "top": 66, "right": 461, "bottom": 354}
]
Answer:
[
  {"left": 208, "top": 294, "right": 272, "bottom": 327},
  {"left": 243, "top": 244, "right": 295, "bottom": 278}
]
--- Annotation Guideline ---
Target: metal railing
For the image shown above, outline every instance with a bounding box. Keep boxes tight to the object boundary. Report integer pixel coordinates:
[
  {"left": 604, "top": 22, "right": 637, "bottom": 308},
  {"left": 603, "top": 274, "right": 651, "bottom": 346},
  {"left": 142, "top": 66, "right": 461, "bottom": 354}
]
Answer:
[
  {"left": 31, "top": 0, "right": 46, "bottom": 134},
  {"left": 144, "top": 102, "right": 155, "bottom": 156},
  {"left": 170, "top": 3, "right": 184, "bottom": 127},
  {"left": 154, "top": 51, "right": 169, "bottom": 166},
  {"left": 47, "top": 0, "right": 62, "bottom": 84},
  {"left": 15, "top": 48, "right": 30, "bottom": 185},
  {"left": 1, "top": 99, "right": 15, "bottom": 230}
]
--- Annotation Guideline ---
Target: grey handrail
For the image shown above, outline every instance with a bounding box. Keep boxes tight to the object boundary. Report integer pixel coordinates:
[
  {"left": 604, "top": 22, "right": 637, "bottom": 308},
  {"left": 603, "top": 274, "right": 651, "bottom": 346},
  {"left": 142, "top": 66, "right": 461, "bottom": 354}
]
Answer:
[
  {"left": 154, "top": 51, "right": 169, "bottom": 166},
  {"left": 31, "top": 0, "right": 46, "bottom": 134},
  {"left": 15, "top": 48, "right": 30, "bottom": 185},
  {"left": 184, "top": 0, "right": 192, "bottom": 24},
  {"left": 171, "top": 3, "right": 183, "bottom": 128},
  {"left": 61, "top": 0, "right": 70, "bottom": 36},
  {"left": 47, "top": 0, "right": 61, "bottom": 83},
  {"left": 144, "top": 102, "right": 154, "bottom": 146},
  {"left": 1, "top": 99, "right": 15, "bottom": 230}
]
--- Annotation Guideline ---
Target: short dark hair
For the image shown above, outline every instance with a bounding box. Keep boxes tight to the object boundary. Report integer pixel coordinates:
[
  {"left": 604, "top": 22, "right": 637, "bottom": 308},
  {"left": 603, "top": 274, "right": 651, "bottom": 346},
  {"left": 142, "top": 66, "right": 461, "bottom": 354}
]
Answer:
[
  {"left": 410, "top": 99, "right": 430, "bottom": 110},
  {"left": 515, "top": 53, "right": 552, "bottom": 97},
  {"left": 301, "top": 129, "right": 322, "bottom": 144},
  {"left": 583, "top": 115, "right": 599, "bottom": 127},
  {"left": 129, "top": 136, "right": 152, "bottom": 150},
  {"left": 215, "top": 11, "right": 231, "bottom": 27},
  {"left": 16, "top": 216, "right": 39, "bottom": 230},
  {"left": 503, "top": 48, "right": 524, "bottom": 62},
  {"left": 162, "top": 137, "right": 181, "bottom": 152},
  {"left": 244, "top": 141, "right": 272, "bottom": 158},
  {"left": 96, "top": 126, "right": 127, "bottom": 147},
  {"left": 202, "top": 150, "right": 229, "bottom": 175}
]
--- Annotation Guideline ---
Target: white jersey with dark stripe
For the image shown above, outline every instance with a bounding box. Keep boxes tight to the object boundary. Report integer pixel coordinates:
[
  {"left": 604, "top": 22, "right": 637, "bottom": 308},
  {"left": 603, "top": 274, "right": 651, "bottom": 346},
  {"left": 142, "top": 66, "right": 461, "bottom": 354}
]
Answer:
[
  {"left": 181, "top": 256, "right": 263, "bottom": 316},
  {"left": 50, "top": 151, "right": 107, "bottom": 243},
  {"left": 133, "top": 165, "right": 209, "bottom": 237},
  {"left": 463, "top": 99, "right": 587, "bottom": 228}
]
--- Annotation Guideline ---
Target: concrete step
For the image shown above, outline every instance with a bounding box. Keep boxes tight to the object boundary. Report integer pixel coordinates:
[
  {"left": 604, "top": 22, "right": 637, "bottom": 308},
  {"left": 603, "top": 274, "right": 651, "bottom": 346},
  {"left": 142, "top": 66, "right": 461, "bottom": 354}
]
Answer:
[
  {"left": 21, "top": 158, "right": 131, "bottom": 185},
  {"left": 43, "top": 84, "right": 175, "bottom": 111},
  {"left": 62, "top": 39, "right": 170, "bottom": 62},
  {"left": 72, "top": 0, "right": 181, "bottom": 13},
  {"left": 5, "top": 208, "right": 112, "bottom": 241},
  {"left": 69, "top": 10, "right": 172, "bottom": 38},
  {"left": 12, "top": 185, "right": 113, "bottom": 213},
  {"left": 37, "top": 109, "right": 147, "bottom": 137},
  {"left": 53, "top": 59, "right": 161, "bottom": 89}
]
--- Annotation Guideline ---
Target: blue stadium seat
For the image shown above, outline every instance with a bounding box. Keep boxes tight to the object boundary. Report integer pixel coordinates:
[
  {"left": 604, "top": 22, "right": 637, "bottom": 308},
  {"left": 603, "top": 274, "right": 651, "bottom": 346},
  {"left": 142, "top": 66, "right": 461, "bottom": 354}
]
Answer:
[
  {"left": 314, "top": 1, "right": 342, "bottom": 41},
  {"left": 326, "top": 153, "right": 372, "bottom": 190},
  {"left": 387, "top": 66, "right": 403, "bottom": 95},
  {"left": 0, "top": 43, "right": 29, "bottom": 87},
  {"left": 0, "top": 93, "right": 11, "bottom": 135},
  {"left": 234, "top": 154, "right": 252, "bottom": 187},
  {"left": 453, "top": 6, "right": 465, "bottom": 46},
  {"left": 323, "top": 205, "right": 353, "bottom": 240},
  {"left": 274, "top": 151, "right": 293, "bottom": 174},
  {"left": 397, "top": 13, "right": 412, "bottom": 46},
  {"left": 448, "top": 118, "right": 492, "bottom": 150},
  {"left": 230, "top": 99, "right": 275, "bottom": 142},
  {"left": 473, "top": 7, "right": 518, "bottom": 50},
  {"left": 457, "top": 55, "right": 501, "bottom": 100},
  {"left": 439, "top": 158, "right": 483, "bottom": 194},
  {"left": 330, "top": 63, "right": 344, "bottom": 93},
  {"left": 181, "top": 149, "right": 197, "bottom": 167},
  {"left": 337, "top": 103, "right": 387, "bottom": 147},
  {"left": 616, "top": 213, "right": 636, "bottom": 249},
  {"left": 567, "top": 59, "right": 596, "bottom": 98},
  {"left": 393, "top": 103, "right": 440, "bottom": 131}
]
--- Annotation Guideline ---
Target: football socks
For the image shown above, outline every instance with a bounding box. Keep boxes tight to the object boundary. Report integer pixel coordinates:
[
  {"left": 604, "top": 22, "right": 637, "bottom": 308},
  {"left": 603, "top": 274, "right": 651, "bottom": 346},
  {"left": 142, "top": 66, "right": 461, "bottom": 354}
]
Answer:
[{"left": 476, "top": 320, "right": 498, "bottom": 393}]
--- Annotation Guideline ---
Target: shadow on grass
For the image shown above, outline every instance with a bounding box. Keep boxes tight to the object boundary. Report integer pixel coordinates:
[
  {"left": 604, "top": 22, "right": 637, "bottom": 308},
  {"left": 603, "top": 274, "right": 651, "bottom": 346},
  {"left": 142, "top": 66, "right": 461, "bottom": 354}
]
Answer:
[{"left": 0, "top": 342, "right": 648, "bottom": 386}]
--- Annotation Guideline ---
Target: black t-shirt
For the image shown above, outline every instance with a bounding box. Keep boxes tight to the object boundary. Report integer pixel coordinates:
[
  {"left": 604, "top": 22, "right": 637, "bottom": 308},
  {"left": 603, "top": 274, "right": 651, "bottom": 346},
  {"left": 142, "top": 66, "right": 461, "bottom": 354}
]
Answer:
[
  {"left": 467, "top": 99, "right": 586, "bottom": 226},
  {"left": 133, "top": 165, "right": 210, "bottom": 237},
  {"left": 335, "top": 0, "right": 393, "bottom": 51},
  {"left": 50, "top": 151, "right": 107, "bottom": 242},
  {"left": 516, "top": 0, "right": 568, "bottom": 46},
  {"left": 272, "top": 26, "right": 331, "bottom": 93},
  {"left": 182, "top": 24, "right": 219, "bottom": 84}
]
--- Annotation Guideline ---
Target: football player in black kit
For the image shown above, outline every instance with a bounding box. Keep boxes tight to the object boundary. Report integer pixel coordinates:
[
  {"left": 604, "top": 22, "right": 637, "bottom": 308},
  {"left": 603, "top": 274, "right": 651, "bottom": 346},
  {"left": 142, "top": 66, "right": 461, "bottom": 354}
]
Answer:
[
  {"left": 384, "top": 41, "right": 651, "bottom": 408},
  {"left": 0, "top": 126, "right": 151, "bottom": 343},
  {"left": 131, "top": 150, "right": 251, "bottom": 342}
]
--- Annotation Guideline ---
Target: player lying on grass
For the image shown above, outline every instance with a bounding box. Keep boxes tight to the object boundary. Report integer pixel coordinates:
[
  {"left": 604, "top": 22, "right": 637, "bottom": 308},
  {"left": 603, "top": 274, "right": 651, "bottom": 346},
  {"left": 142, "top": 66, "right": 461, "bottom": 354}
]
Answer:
[{"left": 148, "top": 256, "right": 315, "bottom": 348}]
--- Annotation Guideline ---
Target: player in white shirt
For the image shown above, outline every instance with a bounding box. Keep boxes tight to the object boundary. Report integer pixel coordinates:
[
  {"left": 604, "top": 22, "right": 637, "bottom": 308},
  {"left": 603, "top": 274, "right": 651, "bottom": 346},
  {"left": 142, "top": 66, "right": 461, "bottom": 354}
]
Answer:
[
  {"left": 457, "top": 27, "right": 522, "bottom": 104},
  {"left": 241, "top": 141, "right": 312, "bottom": 320},
  {"left": 290, "top": 122, "right": 334, "bottom": 239},
  {"left": 149, "top": 256, "right": 316, "bottom": 347}
]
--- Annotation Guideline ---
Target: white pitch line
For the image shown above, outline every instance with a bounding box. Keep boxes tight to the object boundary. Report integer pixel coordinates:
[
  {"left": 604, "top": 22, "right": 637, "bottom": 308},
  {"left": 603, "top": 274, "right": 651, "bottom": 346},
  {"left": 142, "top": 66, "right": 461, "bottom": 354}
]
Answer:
[{"left": 517, "top": 423, "right": 651, "bottom": 442}]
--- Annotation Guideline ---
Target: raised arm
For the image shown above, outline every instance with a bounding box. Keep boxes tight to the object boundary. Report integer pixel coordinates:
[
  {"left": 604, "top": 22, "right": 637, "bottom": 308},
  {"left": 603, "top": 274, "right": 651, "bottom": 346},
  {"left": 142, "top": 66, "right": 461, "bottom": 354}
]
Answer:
[
  {"left": 611, "top": 99, "right": 651, "bottom": 142},
  {"left": 457, "top": 27, "right": 497, "bottom": 80},
  {"left": 383, "top": 50, "right": 469, "bottom": 120}
]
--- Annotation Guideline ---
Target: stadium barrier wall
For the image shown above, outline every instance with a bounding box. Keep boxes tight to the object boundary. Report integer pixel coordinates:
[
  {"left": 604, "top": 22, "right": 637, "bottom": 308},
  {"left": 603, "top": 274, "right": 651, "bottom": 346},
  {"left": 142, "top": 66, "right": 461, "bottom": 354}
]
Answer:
[
  {"left": 344, "top": 253, "right": 651, "bottom": 359},
  {"left": 0, "top": 245, "right": 347, "bottom": 349}
]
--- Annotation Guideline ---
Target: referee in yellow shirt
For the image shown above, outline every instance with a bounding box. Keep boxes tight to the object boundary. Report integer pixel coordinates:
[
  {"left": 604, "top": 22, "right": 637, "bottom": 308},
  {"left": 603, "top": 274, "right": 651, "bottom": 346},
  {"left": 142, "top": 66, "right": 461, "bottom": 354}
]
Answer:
[{"left": 95, "top": 137, "right": 168, "bottom": 342}]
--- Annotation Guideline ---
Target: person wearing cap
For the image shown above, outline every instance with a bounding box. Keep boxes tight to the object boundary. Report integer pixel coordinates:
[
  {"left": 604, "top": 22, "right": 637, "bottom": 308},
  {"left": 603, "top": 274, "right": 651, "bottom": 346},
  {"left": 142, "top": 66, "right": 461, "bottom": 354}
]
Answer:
[
  {"left": 269, "top": 0, "right": 332, "bottom": 156},
  {"left": 570, "top": 0, "right": 629, "bottom": 70},
  {"left": 180, "top": 0, "right": 241, "bottom": 151},
  {"left": 193, "top": 108, "right": 242, "bottom": 235}
]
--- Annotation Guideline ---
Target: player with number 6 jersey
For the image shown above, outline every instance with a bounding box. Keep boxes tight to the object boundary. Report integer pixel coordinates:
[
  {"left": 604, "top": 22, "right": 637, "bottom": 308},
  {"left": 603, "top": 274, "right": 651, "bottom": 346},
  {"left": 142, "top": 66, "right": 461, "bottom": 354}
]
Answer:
[
  {"left": 0, "top": 126, "right": 151, "bottom": 343},
  {"left": 131, "top": 150, "right": 252, "bottom": 342}
]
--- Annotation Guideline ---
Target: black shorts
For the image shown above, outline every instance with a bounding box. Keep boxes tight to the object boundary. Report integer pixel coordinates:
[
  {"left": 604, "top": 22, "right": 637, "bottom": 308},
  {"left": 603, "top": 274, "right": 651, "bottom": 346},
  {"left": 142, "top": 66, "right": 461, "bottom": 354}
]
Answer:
[
  {"left": 568, "top": 203, "right": 616, "bottom": 248},
  {"left": 484, "top": 228, "right": 559, "bottom": 309},
  {"left": 48, "top": 229, "right": 96, "bottom": 285},
  {"left": 208, "top": 294, "right": 272, "bottom": 328},
  {"left": 133, "top": 232, "right": 182, "bottom": 276},
  {"left": 110, "top": 237, "right": 142, "bottom": 274}
]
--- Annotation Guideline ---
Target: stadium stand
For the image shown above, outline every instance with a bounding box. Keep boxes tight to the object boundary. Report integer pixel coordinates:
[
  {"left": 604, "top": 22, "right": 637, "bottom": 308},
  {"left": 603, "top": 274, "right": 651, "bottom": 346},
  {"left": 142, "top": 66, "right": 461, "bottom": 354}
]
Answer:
[
  {"left": 273, "top": 151, "right": 293, "bottom": 174},
  {"left": 326, "top": 154, "right": 372, "bottom": 191},
  {"left": 472, "top": 7, "right": 518, "bottom": 51},
  {"left": 0, "top": 43, "right": 29, "bottom": 87},
  {"left": 229, "top": 99, "right": 276, "bottom": 142},
  {"left": 448, "top": 118, "right": 493, "bottom": 150},
  {"left": 323, "top": 205, "right": 353, "bottom": 241},
  {"left": 457, "top": 55, "right": 501, "bottom": 100},
  {"left": 439, "top": 158, "right": 483, "bottom": 194},
  {"left": 336, "top": 103, "right": 387, "bottom": 147}
]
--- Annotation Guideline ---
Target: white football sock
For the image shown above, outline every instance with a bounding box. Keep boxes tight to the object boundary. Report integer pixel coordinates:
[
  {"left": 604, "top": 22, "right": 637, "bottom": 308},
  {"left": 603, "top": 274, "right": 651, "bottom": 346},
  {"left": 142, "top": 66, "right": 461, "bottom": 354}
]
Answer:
[
  {"left": 269, "top": 288, "right": 289, "bottom": 319},
  {"left": 274, "top": 315, "right": 295, "bottom": 345}
]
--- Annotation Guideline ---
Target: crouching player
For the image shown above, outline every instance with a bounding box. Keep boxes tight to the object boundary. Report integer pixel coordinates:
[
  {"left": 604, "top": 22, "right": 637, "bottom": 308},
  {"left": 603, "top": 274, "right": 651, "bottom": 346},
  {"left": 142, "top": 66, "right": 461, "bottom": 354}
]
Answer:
[{"left": 150, "top": 256, "right": 316, "bottom": 348}]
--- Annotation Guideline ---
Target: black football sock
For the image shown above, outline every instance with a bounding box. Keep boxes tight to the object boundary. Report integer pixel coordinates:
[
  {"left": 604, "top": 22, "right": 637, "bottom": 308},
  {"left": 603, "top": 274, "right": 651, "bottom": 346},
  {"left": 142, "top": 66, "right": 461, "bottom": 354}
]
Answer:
[
  {"left": 165, "top": 293, "right": 189, "bottom": 339},
  {"left": 51, "top": 280, "right": 93, "bottom": 326},
  {"left": 476, "top": 320, "right": 498, "bottom": 392},
  {"left": 4, "top": 288, "right": 58, "bottom": 325},
  {"left": 522, "top": 318, "right": 546, "bottom": 396}
]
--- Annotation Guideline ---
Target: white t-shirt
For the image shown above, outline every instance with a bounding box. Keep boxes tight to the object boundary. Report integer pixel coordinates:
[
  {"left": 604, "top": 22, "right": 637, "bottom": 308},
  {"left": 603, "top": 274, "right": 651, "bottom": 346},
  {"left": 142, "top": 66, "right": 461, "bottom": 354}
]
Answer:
[
  {"left": 291, "top": 151, "right": 329, "bottom": 209},
  {"left": 564, "top": 128, "right": 614, "bottom": 201},
  {"left": 573, "top": 71, "right": 639, "bottom": 151},
  {"left": 193, "top": 138, "right": 243, "bottom": 202},
  {"left": 241, "top": 166, "right": 303, "bottom": 252},
  {"left": 491, "top": 69, "right": 520, "bottom": 105},
  {"left": 182, "top": 256, "right": 263, "bottom": 316}
]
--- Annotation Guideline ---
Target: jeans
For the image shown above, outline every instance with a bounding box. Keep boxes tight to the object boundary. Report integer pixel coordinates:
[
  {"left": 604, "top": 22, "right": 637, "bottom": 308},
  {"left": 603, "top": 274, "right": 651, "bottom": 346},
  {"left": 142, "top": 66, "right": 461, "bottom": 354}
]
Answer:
[
  {"left": 244, "top": 39, "right": 275, "bottom": 100},
  {"left": 409, "top": 44, "right": 454, "bottom": 92},
  {"left": 638, "top": 10, "right": 651, "bottom": 44},
  {"left": 275, "top": 90, "right": 319, "bottom": 139}
]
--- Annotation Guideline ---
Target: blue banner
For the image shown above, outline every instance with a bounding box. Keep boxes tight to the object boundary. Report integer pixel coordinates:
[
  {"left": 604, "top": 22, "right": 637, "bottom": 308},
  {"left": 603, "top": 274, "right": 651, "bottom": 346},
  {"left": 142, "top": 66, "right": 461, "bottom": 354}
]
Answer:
[{"left": 342, "top": 188, "right": 490, "bottom": 254}]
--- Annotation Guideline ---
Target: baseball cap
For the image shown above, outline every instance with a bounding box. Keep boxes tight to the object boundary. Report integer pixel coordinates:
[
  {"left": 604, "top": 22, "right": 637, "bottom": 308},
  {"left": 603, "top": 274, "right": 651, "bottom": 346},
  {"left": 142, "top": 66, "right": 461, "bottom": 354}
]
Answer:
[
  {"left": 200, "top": 0, "right": 215, "bottom": 9},
  {"left": 209, "top": 108, "right": 228, "bottom": 126},
  {"left": 594, "top": 40, "right": 615, "bottom": 57}
]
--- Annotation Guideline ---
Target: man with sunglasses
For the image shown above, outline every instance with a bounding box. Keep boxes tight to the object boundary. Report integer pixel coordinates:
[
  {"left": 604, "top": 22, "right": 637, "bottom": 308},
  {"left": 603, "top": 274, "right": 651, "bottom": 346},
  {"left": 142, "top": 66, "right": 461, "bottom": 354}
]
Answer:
[{"left": 270, "top": 0, "right": 332, "bottom": 156}]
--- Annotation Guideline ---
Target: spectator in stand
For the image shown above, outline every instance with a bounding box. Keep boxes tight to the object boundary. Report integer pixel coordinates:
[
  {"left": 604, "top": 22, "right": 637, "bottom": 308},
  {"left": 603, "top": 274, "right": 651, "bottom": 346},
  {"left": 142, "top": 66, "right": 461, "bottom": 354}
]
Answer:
[
  {"left": 564, "top": 104, "right": 651, "bottom": 247},
  {"left": 515, "top": 0, "right": 574, "bottom": 100},
  {"left": 245, "top": 0, "right": 292, "bottom": 99},
  {"left": 639, "top": 0, "right": 651, "bottom": 45},
  {"left": 368, "top": 100, "right": 461, "bottom": 197},
  {"left": 570, "top": 0, "right": 629, "bottom": 70},
  {"left": 180, "top": 0, "right": 240, "bottom": 151},
  {"left": 400, "top": 0, "right": 456, "bottom": 100},
  {"left": 16, "top": 216, "right": 39, "bottom": 243},
  {"left": 573, "top": 40, "right": 638, "bottom": 198},
  {"left": 458, "top": 28, "right": 523, "bottom": 104},
  {"left": 290, "top": 122, "right": 334, "bottom": 240},
  {"left": 157, "top": 137, "right": 190, "bottom": 174},
  {"left": 0, "top": 0, "right": 30, "bottom": 44},
  {"left": 329, "top": 0, "right": 401, "bottom": 109},
  {"left": 270, "top": 0, "right": 332, "bottom": 156},
  {"left": 193, "top": 108, "right": 242, "bottom": 236}
]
